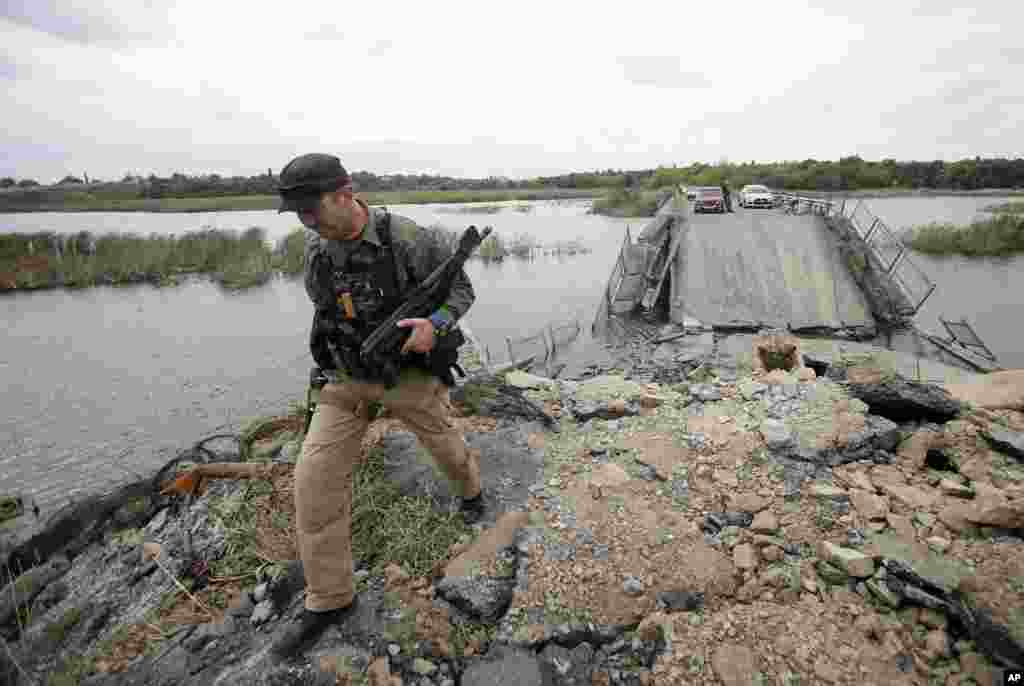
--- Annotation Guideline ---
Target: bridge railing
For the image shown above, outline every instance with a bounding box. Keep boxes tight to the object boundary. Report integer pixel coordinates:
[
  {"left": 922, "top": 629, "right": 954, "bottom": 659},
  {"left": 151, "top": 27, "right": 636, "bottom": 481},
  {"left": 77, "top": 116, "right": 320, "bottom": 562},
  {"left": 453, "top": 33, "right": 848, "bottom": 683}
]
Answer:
[
  {"left": 601, "top": 225, "right": 633, "bottom": 313},
  {"left": 772, "top": 192, "right": 935, "bottom": 316},
  {"left": 773, "top": 191, "right": 835, "bottom": 217},
  {"left": 592, "top": 186, "right": 687, "bottom": 336}
]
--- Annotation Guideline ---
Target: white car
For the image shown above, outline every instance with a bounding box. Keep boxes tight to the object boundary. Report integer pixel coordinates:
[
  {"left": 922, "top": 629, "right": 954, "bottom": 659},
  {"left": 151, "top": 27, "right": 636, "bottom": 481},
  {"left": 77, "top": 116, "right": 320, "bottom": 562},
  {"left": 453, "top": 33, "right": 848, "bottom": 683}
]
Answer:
[{"left": 740, "top": 184, "right": 774, "bottom": 209}]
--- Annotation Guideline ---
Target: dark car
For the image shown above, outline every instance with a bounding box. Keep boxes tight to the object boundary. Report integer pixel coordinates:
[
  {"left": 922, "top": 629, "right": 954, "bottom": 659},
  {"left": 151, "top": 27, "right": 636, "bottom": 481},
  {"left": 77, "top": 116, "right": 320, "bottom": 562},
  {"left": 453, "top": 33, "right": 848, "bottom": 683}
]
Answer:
[{"left": 693, "top": 187, "right": 724, "bottom": 213}]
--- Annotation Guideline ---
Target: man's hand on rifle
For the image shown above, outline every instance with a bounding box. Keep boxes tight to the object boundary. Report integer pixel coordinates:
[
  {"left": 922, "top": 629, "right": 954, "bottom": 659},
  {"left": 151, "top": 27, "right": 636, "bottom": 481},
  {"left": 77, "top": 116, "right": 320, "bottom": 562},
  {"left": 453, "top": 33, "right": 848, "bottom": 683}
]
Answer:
[{"left": 397, "top": 318, "right": 436, "bottom": 354}]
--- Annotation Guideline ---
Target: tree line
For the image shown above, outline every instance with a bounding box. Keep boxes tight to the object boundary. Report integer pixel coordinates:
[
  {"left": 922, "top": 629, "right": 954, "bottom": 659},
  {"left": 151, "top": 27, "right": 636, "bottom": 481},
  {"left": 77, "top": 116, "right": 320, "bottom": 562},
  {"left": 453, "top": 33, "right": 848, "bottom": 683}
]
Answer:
[
  {"left": 646, "top": 157, "right": 1024, "bottom": 192},
  {"left": 2, "top": 156, "right": 1023, "bottom": 198}
]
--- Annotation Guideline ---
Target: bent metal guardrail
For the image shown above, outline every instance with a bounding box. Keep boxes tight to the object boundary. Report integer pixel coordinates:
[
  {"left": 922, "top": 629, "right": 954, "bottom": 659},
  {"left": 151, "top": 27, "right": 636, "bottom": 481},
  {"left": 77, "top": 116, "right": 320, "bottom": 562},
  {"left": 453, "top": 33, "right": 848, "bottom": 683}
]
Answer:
[
  {"left": 592, "top": 186, "right": 687, "bottom": 335},
  {"left": 773, "top": 192, "right": 936, "bottom": 316}
]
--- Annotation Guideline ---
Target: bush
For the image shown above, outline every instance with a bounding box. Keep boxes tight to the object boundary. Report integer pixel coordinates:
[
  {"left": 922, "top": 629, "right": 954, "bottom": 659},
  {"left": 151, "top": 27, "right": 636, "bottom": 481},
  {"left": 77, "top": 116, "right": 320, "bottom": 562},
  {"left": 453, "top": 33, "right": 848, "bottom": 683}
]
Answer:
[
  {"left": 904, "top": 214, "right": 1024, "bottom": 256},
  {"left": 591, "top": 188, "right": 660, "bottom": 217}
]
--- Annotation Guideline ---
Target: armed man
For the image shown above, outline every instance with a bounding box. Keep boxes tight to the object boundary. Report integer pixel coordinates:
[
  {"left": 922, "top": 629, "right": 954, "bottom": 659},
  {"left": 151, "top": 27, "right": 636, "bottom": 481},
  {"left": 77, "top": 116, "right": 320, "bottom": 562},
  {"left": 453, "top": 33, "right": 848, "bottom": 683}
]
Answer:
[{"left": 270, "top": 153, "right": 485, "bottom": 659}]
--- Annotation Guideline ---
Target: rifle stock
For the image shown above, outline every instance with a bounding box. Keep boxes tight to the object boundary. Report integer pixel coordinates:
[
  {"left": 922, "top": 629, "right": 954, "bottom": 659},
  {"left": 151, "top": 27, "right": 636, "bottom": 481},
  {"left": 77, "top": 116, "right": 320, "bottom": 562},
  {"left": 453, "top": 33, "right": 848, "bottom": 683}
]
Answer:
[{"left": 359, "top": 225, "right": 491, "bottom": 384}]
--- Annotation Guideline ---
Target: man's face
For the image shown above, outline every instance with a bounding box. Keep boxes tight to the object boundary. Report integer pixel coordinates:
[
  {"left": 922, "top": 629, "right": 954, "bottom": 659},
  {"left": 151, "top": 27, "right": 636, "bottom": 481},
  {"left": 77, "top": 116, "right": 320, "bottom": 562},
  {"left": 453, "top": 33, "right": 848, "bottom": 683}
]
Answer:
[{"left": 298, "top": 190, "right": 362, "bottom": 241}]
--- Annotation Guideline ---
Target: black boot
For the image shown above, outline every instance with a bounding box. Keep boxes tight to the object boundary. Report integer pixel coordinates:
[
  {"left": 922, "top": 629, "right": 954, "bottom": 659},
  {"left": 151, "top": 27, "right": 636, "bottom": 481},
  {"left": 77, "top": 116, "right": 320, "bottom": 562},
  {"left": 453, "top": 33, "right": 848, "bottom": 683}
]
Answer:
[
  {"left": 270, "top": 597, "right": 359, "bottom": 659},
  {"left": 460, "top": 492, "right": 487, "bottom": 525}
]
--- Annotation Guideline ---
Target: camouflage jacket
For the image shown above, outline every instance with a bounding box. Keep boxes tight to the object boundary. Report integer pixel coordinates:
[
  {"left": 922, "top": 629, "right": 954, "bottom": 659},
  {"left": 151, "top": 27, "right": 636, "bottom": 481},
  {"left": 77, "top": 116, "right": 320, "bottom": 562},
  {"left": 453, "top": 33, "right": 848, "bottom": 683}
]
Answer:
[{"left": 303, "top": 201, "right": 476, "bottom": 333}]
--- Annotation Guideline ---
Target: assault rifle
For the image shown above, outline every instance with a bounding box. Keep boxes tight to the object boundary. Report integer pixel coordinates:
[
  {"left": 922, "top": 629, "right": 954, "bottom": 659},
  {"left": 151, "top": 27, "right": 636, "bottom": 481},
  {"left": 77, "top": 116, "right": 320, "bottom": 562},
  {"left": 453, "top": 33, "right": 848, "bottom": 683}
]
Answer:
[{"left": 360, "top": 224, "right": 492, "bottom": 388}]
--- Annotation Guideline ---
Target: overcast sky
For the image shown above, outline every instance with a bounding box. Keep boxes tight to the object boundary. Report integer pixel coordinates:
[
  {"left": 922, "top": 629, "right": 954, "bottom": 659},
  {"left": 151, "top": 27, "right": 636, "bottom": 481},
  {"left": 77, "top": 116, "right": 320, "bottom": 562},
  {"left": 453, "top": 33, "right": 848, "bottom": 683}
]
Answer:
[{"left": 2, "top": 0, "right": 1021, "bottom": 183}]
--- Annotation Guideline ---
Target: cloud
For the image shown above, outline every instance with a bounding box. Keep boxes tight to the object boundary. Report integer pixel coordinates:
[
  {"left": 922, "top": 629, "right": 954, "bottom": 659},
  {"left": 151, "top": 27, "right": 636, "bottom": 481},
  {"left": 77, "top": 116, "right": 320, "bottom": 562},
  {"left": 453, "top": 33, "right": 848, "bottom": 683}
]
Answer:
[
  {"left": 0, "top": 54, "right": 26, "bottom": 80},
  {"left": 616, "top": 55, "right": 711, "bottom": 90},
  {"left": 368, "top": 39, "right": 393, "bottom": 57},
  {"left": 303, "top": 24, "right": 345, "bottom": 41},
  {"left": 940, "top": 77, "right": 1005, "bottom": 105},
  {"left": 2, "top": 1, "right": 1022, "bottom": 181},
  {"left": 1, "top": 1, "right": 170, "bottom": 45}
]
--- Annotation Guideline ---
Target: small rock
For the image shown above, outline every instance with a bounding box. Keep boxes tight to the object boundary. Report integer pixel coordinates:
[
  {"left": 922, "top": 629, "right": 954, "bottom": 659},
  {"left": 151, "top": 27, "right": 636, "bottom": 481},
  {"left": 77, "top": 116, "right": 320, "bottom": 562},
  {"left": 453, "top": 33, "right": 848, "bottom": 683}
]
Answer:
[
  {"left": 811, "top": 484, "right": 848, "bottom": 500},
  {"left": 608, "top": 399, "right": 628, "bottom": 417},
  {"left": 252, "top": 582, "right": 268, "bottom": 604},
  {"left": 876, "top": 483, "right": 937, "bottom": 509},
  {"left": 939, "top": 478, "right": 974, "bottom": 499},
  {"left": 818, "top": 541, "right": 875, "bottom": 578},
  {"left": 639, "top": 393, "right": 661, "bottom": 408},
  {"left": 750, "top": 511, "right": 779, "bottom": 534},
  {"left": 981, "top": 427, "right": 1024, "bottom": 460},
  {"left": 388, "top": 643, "right": 401, "bottom": 657},
  {"left": 249, "top": 599, "right": 275, "bottom": 626},
  {"left": 850, "top": 491, "right": 889, "bottom": 521},
  {"left": 702, "top": 511, "right": 753, "bottom": 533},
  {"left": 925, "top": 536, "right": 951, "bottom": 553},
  {"left": 761, "top": 370, "right": 789, "bottom": 385},
  {"left": 760, "top": 566, "right": 792, "bottom": 589},
  {"left": 760, "top": 418, "right": 794, "bottom": 451},
  {"left": 729, "top": 494, "right": 770, "bottom": 513},
  {"left": 141, "top": 542, "right": 162, "bottom": 563},
  {"left": 694, "top": 385, "right": 722, "bottom": 402},
  {"left": 656, "top": 590, "right": 704, "bottom": 611},
  {"left": 623, "top": 576, "right": 644, "bottom": 596},
  {"left": 506, "top": 370, "right": 557, "bottom": 389},
  {"left": 761, "top": 545, "right": 783, "bottom": 562},
  {"left": 923, "top": 630, "right": 950, "bottom": 661},
  {"left": 797, "top": 367, "right": 817, "bottom": 382},
  {"left": 226, "top": 594, "right": 255, "bottom": 619},
  {"left": 733, "top": 544, "right": 759, "bottom": 570},
  {"left": 740, "top": 381, "right": 768, "bottom": 400},
  {"left": 412, "top": 657, "right": 437, "bottom": 675}
]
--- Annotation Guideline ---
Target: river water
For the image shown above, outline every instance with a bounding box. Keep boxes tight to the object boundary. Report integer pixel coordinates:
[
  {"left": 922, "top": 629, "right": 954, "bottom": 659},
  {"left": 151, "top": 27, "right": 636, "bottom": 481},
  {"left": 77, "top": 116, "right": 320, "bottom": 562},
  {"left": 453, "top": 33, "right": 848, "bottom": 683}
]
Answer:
[{"left": 2, "top": 196, "right": 1022, "bottom": 513}]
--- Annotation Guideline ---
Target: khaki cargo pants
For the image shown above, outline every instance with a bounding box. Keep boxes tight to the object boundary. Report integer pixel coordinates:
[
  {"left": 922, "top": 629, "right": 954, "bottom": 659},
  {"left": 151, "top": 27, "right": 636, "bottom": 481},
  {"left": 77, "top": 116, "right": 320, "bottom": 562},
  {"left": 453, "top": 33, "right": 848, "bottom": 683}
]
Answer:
[{"left": 294, "top": 369, "right": 480, "bottom": 611}]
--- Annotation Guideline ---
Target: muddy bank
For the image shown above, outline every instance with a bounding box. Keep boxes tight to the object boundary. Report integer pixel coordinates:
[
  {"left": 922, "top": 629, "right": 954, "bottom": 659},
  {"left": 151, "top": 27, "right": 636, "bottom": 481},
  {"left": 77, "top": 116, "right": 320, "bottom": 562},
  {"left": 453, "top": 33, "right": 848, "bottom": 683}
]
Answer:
[{"left": 3, "top": 336, "right": 1023, "bottom": 685}]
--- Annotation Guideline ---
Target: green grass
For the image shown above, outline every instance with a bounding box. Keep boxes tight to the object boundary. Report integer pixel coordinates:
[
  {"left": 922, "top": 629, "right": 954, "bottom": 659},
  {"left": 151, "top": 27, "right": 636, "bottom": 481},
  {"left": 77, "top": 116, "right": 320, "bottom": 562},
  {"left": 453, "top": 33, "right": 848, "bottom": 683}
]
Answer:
[
  {"left": 45, "top": 655, "right": 94, "bottom": 686},
  {"left": 207, "top": 481, "right": 274, "bottom": 580},
  {"left": 903, "top": 213, "right": 1024, "bottom": 256},
  {"left": 0, "top": 187, "right": 603, "bottom": 213},
  {"left": 352, "top": 446, "right": 470, "bottom": 577},
  {"left": 44, "top": 607, "right": 82, "bottom": 644},
  {"left": 590, "top": 188, "right": 661, "bottom": 217},
  {"left": 0, "top": 211, "right": 568, "bottom": 294},
  {"left": 0, "top": 226, "right": 304, "bottom": 291},
  {"left": 449, "top": 622, "right": 497, "bottom": 658}
]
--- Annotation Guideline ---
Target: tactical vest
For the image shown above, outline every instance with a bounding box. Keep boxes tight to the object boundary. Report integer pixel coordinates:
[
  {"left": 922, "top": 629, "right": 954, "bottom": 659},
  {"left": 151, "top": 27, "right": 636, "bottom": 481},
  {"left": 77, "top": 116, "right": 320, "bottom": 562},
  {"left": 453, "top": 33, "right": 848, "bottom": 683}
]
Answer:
[
  {"left": 318, "top": 210, "right": 431, "bottom": 380},
  {"left": 326, "top": 210, "right": 403, "bottom": 336}
]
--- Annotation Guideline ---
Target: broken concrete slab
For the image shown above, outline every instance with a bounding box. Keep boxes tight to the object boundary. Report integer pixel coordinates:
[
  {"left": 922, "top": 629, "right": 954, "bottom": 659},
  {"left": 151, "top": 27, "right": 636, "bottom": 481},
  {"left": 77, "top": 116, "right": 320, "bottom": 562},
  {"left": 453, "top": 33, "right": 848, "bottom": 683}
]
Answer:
[{"left": 846, "top": 377, "right": 964, "bottom": 423}]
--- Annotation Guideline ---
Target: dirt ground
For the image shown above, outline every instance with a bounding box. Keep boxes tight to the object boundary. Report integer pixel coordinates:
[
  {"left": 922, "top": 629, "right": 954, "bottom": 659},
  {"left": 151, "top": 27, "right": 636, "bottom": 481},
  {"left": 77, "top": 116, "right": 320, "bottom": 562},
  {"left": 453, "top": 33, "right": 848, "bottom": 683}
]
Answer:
[{"left": 118, "top": 366, "right": 1023, "bottom": 685}]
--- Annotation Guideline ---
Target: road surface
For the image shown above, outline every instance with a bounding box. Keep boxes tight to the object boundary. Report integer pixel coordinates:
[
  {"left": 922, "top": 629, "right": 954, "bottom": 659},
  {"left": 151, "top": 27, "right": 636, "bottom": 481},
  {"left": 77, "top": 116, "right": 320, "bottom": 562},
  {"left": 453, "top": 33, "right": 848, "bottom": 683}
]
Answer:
[{"left": 674, "top": 206, "right": 873, "bottom": 328}]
